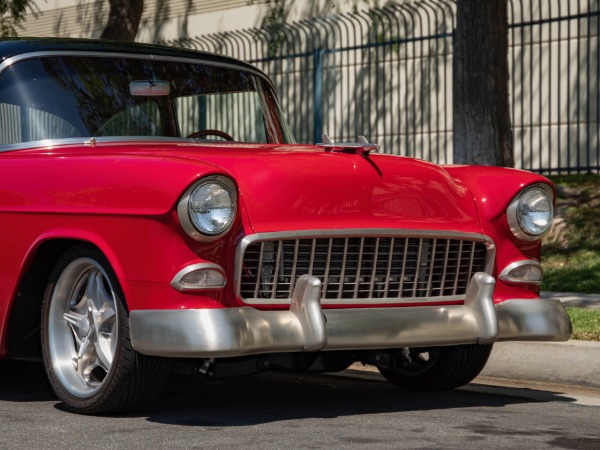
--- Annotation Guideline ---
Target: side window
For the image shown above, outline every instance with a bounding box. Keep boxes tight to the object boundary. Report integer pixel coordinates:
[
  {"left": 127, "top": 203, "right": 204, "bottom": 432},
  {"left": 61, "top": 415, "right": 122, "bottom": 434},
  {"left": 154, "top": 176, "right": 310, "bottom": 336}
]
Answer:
[
  {"left": 175, "top": 91, "right": 267, "bottom": 143},
  {"left": 96, "top": 102, "right": 162, "bottom": 137},
  {"left": 0, "top": 103, "right": 79, "bottom": 145}
]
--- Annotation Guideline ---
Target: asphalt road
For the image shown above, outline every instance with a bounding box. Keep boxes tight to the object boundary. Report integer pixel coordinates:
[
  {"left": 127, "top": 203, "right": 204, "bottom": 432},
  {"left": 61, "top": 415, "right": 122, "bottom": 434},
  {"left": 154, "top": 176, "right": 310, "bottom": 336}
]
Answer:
[{"left": 1, "top": 360, "right": 599, "bottom": 449}]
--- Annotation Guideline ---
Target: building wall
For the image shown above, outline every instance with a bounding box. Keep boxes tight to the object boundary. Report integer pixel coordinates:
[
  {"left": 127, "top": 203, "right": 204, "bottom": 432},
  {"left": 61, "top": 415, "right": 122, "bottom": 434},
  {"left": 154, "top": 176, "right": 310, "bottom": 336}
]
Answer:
[
  {"left": 20, "top": 0, "right": 264, "bottom": 39},
  {"left": 19, "top": 0, "right": 381, "bottom": 41}
]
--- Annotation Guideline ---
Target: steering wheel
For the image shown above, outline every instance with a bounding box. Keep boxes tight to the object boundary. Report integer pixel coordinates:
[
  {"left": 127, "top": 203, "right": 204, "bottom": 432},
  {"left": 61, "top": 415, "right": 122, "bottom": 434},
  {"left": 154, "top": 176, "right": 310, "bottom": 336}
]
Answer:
[{"left": 187, "top": 129, "right": 234, "bottom": 141}]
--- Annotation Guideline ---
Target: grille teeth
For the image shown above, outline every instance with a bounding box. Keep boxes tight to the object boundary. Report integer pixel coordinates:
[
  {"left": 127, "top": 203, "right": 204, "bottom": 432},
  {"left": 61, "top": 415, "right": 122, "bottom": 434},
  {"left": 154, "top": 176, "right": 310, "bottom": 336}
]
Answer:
[{"left": 240, "top": 236, "right": 489, "bottom": 303}]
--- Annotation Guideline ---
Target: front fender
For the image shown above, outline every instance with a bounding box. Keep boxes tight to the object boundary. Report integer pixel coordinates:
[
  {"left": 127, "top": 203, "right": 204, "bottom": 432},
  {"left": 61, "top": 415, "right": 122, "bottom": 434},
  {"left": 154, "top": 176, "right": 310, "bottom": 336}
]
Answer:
[
  {"left": 443, "top": 165, "right": 555, "bottom": 223},
  {"left": 444, "top": 165, "right": 555, "bottom": 299}
]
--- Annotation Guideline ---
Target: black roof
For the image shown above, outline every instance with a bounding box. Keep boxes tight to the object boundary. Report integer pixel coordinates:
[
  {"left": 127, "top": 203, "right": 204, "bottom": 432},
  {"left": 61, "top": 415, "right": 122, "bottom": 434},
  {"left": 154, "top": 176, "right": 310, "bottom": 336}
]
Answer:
[{"left": 0, "top": 37, "right": 261, "bottom": 73}]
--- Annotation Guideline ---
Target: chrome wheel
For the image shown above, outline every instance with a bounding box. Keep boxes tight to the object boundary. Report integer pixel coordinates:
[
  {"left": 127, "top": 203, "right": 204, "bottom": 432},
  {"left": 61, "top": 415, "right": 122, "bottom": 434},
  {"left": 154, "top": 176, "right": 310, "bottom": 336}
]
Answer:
[
  {"left": 42, "top": 246, "right": 171, "bottom": 414},
  {"left": 47, "top": 257, "right": 118, "bottom": 398}
]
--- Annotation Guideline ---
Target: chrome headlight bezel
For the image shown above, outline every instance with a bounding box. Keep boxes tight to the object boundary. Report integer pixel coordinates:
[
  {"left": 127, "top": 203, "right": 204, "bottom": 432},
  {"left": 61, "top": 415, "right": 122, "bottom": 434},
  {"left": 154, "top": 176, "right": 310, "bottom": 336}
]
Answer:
[
  {"left": 177, "top": 175, "right": 237, "bottom": 242},
  {"left": 506, "top": 183, "right": 554, "bottom": 241}
]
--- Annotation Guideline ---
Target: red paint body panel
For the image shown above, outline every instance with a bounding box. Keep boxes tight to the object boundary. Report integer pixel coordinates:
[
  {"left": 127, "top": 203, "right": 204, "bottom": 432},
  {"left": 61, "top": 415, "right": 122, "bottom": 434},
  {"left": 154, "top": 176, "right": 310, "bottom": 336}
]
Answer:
[
  {"left": 444, "top": 164, "right": 554, "bottom": 293},
  {"left": 176, "top": 145, "right": 483, "bottom": 233},
  {"left": 0, "top": 142, "right": 554, "bottom": 356}
]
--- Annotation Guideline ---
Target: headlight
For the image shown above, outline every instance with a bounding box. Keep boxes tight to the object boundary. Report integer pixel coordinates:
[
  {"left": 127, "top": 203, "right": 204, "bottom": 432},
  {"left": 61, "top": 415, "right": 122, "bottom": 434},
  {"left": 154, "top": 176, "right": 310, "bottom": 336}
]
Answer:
[
  {"left": 507, "top": 184, "right": 554, "bottom": 240},
  {"left": 177, "top": 176, "right": 237, "bottom": 241}
]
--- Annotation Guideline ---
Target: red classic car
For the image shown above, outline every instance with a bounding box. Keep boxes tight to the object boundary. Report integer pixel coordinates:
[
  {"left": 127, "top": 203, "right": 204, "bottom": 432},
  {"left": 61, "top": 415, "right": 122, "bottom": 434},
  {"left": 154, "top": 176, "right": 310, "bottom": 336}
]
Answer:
[{"left": 0, "top": 39, "right": 571, "bottom": 414}]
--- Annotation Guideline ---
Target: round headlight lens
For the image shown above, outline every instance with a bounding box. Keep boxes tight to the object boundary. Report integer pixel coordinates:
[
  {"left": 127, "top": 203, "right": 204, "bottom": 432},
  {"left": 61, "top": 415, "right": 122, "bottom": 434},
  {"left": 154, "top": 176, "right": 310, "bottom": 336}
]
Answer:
[
  {"left": 516, "top": 186, "right": 554, "bottom": 236},
  {"left": 188, "top": 181, "right": 234, "bottom": 235}
]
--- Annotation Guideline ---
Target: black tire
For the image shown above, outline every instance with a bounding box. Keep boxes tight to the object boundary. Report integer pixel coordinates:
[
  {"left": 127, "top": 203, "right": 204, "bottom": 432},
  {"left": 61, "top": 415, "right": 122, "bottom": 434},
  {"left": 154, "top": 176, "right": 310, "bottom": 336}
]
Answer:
[
  {"left": 378, "top": 344, "right": 493, "bottom": 391},
  {"left": 41, "top": 244, "right": 170, "bottom": 414}
]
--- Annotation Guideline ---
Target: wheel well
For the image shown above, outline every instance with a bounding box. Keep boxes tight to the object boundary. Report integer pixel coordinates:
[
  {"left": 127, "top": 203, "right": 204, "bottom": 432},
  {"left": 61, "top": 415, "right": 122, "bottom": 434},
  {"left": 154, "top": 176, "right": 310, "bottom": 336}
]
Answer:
[{"left": 5, "top": 239, "right": 97, "bottom": 360}]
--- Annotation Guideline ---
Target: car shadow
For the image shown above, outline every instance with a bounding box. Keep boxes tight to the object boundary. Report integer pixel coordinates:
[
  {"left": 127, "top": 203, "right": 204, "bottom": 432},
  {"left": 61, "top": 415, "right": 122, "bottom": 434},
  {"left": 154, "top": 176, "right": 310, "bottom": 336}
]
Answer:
[
  {"left": 0, "top": 359, "right": 55, "bottom": 402},
  {"left": 0, "top": 359, "right": 579, "bottom": 423},
  {"left": 142, "top": 371, "right": 578, "bottom": 427}
]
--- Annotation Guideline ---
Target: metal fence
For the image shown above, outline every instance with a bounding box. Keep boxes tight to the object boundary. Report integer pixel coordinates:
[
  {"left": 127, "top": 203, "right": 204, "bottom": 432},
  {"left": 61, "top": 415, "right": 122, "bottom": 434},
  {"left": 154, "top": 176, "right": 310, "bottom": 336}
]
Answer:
[{"left": 165, "top": 0, "right": 600, "bottom": 174}]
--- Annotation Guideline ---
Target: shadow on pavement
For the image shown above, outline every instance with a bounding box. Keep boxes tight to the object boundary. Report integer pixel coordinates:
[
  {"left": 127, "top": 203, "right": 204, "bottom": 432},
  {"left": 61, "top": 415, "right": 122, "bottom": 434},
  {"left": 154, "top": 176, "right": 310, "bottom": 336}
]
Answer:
[
  {"left": 0, "top": 359, "right": 578, "bottom": 424},
  {"left": 143, "top": 371, "right": 577, "bottom": 427},
  {"left": 0, "top": 359, "right": 55, "bottom": 402}
]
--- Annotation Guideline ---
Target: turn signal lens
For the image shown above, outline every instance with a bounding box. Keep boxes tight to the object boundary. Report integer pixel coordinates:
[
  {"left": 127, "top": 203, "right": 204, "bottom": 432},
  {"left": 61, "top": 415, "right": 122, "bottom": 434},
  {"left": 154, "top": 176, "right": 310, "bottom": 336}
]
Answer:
[
  {"left": 171, "top": 264, "right": 227, "bottom": 291},
  {"left": 499, "top": 261, "right": 543, "bottom": 285}
]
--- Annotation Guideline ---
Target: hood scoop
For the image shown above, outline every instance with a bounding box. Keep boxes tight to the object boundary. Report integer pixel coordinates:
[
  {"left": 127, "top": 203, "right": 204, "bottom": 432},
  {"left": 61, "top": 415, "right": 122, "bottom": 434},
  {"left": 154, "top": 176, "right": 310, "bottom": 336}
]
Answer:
[{"left": 317, "top": 134, "right": 379, "bottom": 156}]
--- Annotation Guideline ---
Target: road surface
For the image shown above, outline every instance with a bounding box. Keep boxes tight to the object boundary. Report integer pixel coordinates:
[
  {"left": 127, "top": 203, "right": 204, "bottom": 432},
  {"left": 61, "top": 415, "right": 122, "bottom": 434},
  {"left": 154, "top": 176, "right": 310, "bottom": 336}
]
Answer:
[{"left": 1, "top": 360, "right": 598, "bottom": 448}]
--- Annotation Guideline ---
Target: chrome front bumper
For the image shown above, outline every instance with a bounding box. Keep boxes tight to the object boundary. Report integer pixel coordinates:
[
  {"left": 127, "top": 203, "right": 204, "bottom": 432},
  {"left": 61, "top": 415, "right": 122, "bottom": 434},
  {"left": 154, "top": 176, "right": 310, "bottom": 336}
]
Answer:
[{"left": 129, "top": 273, "right": 572, "bottom": 358}]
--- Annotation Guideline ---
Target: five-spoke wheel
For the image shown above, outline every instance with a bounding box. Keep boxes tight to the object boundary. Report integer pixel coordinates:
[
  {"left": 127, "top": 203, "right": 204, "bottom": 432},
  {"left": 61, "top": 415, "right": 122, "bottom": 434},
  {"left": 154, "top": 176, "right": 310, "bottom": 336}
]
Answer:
[
  {"left": 41, "top": 245, "right": 169, "bottom": 414},
  {"left": 46, "top": 256, "right": 118, "bottom": 398}
]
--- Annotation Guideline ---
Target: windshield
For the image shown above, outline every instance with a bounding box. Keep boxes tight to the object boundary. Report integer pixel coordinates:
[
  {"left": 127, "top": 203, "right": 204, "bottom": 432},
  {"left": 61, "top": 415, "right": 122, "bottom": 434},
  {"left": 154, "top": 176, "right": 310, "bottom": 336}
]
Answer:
[{"left": 0, "top": 55, "right": 294, "bottom": 146}]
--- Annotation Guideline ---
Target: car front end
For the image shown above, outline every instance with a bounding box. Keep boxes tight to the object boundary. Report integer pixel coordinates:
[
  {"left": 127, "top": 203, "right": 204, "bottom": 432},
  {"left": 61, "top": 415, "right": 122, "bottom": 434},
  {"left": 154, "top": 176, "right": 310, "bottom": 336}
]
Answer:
[{"left": 0, "top": 39, "right": 571, "bottom": 414}]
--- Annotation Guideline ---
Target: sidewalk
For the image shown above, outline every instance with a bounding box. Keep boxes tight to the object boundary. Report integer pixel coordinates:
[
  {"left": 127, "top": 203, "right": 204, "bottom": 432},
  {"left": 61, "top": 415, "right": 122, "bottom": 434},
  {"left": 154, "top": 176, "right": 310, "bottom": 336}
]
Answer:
[
  {"left": 542, "top": 291, "right": 600, "bottom": 309},
  {"left": 480, "top": 291, "right": 600, "bottom": 389},
  {"left": 481, "top": 340, "right": 600, "bottom": 389}
]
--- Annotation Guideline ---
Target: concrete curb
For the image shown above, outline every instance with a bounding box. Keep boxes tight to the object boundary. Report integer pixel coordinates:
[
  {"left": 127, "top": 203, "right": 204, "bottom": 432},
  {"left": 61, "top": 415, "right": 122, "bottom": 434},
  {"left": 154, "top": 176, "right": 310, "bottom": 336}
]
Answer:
[
  {"left": 542, "top": 291, "right": 600, "bottom": 309},
  {"left": 481, "top": 340, "right": 600, "bottom": 389}
]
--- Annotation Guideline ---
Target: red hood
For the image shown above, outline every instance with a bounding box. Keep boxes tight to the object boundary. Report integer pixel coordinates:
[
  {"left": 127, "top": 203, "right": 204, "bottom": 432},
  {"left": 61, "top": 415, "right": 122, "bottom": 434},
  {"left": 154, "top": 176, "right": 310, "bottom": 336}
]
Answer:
[
  {"left": 129, "top": 142, "right": 483, "bottom": 234},
  {"left": 15, "top": 141, "right": 482, "bottom": 234}
]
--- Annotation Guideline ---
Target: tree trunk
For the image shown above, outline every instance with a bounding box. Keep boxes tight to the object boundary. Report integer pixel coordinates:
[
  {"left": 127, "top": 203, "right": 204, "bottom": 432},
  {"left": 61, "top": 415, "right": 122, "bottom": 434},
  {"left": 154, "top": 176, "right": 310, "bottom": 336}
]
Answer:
[
  {"left": 453, "top": 0, "right": 514, "bottom": 167},
  {"left": 100, "top": 0, "right": 144, "bottom": 42}
]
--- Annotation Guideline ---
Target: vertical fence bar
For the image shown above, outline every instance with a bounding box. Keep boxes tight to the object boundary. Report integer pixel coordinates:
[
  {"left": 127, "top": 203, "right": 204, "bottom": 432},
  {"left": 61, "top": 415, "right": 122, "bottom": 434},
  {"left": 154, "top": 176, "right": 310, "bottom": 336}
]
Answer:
[
  {"left": 576, "top": 0, "right": 581, "bottom": 172},
  {"left": 557, "top": 0, "right": 563, "bottom": 174},
  {"left": 585, "top": 0, "right": 592, "bottom": 172},
  {"left": 547, "top": 0, "right": 552, "bottom": 175},
  {"left": 597, "top": 3, "right": 600, "bottom": 172},
  {"left": 567, "top": 1, "right": 573, "bottom": 173},
  {"left": 313, "top": 48, "right": 324, "bottom": 144}
]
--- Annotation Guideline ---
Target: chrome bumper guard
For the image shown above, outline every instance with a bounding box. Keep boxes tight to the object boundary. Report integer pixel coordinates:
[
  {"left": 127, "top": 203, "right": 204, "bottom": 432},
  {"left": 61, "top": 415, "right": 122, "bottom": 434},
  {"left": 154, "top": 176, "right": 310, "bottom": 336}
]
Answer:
[{"left": 129, "top": 273, "right": 572, "bottom": 358}]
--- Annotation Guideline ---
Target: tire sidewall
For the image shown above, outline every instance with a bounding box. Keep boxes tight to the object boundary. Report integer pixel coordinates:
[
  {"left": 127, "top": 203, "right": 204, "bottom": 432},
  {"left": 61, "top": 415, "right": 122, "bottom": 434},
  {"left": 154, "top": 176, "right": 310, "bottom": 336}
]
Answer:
[
  {"left": 41, "top": 244, "right": 134, "bottom": 413},
  {"left": 379, "top": 344, "right": 494, "bottom": 391}
]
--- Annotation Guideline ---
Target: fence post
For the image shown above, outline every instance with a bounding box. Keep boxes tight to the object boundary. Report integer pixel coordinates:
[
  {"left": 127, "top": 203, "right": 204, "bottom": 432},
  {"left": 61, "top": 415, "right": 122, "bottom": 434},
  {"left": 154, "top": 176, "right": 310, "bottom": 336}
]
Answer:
[{"left": 313, "top": 48, "right": 324, "bottom": 144}]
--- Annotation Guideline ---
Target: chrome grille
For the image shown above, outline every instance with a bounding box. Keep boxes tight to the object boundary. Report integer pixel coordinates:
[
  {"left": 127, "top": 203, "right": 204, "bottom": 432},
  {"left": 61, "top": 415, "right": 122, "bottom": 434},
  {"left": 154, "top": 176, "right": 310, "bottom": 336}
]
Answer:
[{"left": 237, "top": 233, "right": 491, "bottom": 304}]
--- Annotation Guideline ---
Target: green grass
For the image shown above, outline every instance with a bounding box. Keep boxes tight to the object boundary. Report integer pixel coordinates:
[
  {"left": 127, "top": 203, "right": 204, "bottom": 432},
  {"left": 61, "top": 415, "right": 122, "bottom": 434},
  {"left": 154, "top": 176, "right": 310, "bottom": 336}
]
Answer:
[
  {"left": 541, "top": 174, "right": 600, "bottom": 294},
  {"left": 565, "top": 307, "right": 600, "bottom": 341},
  {"left": 546, "top": 173, "right": 599, "bottom": 187},
  {"left": 541, "top": 175, "right": 600, "bottom": 341},
  {"left": 543, "top": 250, "right": 600, "bottom": 293}
]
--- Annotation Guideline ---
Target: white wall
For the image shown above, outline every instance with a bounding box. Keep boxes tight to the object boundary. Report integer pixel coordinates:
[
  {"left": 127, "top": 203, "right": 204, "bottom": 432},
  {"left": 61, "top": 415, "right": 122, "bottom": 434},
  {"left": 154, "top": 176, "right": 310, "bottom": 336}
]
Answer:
[{"left": 19, "top": 0, "right": 386, "bottom": 41}]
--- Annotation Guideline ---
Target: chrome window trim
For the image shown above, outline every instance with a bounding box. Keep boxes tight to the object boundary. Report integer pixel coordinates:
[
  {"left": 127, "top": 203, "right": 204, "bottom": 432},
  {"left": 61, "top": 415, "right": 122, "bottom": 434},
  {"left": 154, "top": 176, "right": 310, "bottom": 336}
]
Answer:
[
  {"left": 233, "top": 229, "right": 496, "bottom": 305},
  {"left": 176, "top": 175, "right": 238, "bottom": 242},
  {"left": 171, "top": 262, "right": 226, "bottom": 291},
  {"left": 0, "top": 136, "right": 207, "bottom": 153},
  {"left": 0, "top": 50, "right": 272, "bottom": 84},
  {"left": 498, "top": 259, "right": 542, "bottom": 285},
  {"left": 506, "top": 183, "right": 554, "bottom": 241}
]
